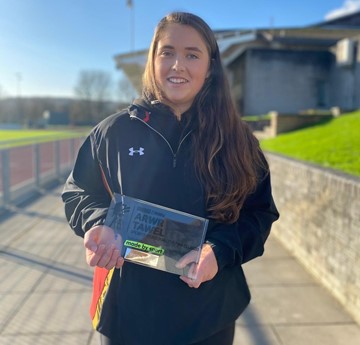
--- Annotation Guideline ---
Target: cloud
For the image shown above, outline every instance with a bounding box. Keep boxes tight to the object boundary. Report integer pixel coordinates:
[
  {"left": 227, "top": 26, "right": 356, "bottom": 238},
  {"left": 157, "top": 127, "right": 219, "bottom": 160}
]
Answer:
[{"left": 325, "top": 0, "right": 360, "bottom": 20}]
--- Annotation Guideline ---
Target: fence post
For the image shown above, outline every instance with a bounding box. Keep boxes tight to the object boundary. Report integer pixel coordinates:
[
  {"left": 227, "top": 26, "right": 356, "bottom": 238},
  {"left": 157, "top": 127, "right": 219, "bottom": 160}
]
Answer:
[
  {"left": 33, "top": 143, "right": 41, "bottom": 187},
  {"left": 54, "top": 141, "right": 61, "bottom": 178},
  {"left": 1, "top": 150, "right": 11, "bottom": 204},
  {"left": 70, "top": 138, "right": 76, "bottom": 163}
]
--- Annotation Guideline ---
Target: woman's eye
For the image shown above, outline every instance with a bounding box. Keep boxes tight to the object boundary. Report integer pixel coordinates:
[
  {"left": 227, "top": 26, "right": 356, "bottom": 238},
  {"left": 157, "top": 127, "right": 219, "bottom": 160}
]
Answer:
[
  {"left": 187, "top": 54, "right": 199, "bottom": 59},
  {"left": 160, "top": 50, "right": 173, "bottom": 57}
]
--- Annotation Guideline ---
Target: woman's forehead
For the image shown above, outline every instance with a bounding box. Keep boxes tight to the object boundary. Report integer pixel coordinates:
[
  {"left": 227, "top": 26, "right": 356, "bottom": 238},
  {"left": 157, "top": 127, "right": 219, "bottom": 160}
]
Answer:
[{"left": 157, "top": 24, "right": 209, "bottom": 51}]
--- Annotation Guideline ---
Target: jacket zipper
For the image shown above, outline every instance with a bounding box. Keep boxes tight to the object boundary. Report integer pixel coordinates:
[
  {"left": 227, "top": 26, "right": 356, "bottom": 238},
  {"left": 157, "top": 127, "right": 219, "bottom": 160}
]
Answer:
[{"left": 130, "top": 115, "right": 192, "bottom": 168}]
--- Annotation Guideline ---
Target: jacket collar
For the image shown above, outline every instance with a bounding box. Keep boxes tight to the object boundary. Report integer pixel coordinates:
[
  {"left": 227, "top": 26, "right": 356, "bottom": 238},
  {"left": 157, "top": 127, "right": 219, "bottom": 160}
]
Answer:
[{"left": 128, "top": 97, "right": 196, "bottom": 130}]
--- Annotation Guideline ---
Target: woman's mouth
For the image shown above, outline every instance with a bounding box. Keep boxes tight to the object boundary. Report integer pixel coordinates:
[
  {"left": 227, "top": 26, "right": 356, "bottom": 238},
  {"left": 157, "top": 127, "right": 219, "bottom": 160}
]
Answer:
[{"left": 167, "top": 77, "right": 188, "bottom": 84}]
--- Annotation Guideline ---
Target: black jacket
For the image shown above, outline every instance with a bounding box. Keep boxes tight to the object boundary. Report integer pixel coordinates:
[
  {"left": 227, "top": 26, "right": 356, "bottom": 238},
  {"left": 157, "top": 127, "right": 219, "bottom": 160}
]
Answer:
[{"left": 62, "top": 98, "right": 279, "bottom": 344}]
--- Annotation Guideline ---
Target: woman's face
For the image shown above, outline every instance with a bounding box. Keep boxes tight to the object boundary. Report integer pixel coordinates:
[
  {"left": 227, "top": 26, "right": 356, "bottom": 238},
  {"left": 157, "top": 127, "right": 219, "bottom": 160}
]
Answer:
[{"left": 154, "top": 23, "right": 210, "bottom": 116}]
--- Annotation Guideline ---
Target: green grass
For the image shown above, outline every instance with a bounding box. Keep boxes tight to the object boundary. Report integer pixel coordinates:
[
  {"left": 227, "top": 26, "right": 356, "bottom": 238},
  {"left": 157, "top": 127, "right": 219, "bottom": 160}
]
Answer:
[
  {"left": 0, "top": 128, "right": 89, "bottom": 149},
  {"left": 260, "top": 111, "right": 360, "bottom": 177}
]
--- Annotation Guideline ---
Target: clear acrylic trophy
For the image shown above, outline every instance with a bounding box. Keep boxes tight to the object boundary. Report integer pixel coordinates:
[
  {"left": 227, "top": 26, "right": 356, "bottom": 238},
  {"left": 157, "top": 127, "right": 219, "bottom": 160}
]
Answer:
[{"left": 104, "top": 194, "right": 208, "bottom": 278}]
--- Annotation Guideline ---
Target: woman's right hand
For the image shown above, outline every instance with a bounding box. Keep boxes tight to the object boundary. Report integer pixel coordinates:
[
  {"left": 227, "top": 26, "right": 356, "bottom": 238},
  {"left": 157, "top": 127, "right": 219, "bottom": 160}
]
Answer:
[{"left": 83, "top": 225, "right": 124, "bottom": 270}]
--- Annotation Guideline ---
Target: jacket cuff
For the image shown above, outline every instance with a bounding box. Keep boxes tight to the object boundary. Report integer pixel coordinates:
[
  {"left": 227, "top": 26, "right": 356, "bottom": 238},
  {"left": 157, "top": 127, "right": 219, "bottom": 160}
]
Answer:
[
  {"left": 84, "top": 216, "right": 107, "bottom": 234},
  {"left": 205, "top": 239, "right": 233, "bottom": 270}
]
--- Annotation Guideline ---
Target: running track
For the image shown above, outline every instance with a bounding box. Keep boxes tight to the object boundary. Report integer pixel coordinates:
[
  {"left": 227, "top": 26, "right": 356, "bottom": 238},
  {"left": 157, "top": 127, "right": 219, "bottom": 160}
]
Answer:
[{"left": 0, "top": 139, "right": 83, "bottom": 192}]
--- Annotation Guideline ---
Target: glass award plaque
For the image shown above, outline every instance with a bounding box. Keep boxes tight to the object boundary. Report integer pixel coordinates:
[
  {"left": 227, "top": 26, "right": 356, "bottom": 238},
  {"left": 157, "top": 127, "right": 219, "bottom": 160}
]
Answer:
[{"left": 104, "top": 194, "right": 208, "bottom": 278}]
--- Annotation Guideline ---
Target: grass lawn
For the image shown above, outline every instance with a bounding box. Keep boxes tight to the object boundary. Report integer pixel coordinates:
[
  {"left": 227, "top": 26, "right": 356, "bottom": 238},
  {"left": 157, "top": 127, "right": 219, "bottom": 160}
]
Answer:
[
  {"left": 260, "top": 110, "right": 360, "bottom": 177},
  {"left": 0, "top": 128, "right": 89, "bottom": 149}
]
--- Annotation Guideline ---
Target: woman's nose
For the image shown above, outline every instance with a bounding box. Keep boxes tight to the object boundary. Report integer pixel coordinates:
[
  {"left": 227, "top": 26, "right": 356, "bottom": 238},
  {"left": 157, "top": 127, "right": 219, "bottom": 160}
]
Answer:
[{"left": 172, "top": 57, "right": 185, "bottom": 72}]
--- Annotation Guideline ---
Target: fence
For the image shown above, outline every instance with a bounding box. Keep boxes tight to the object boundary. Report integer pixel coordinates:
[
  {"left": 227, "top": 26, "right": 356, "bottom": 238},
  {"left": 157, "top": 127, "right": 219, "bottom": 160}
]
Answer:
[{"left": 0, "top": 137, "right": 85, "bottom": 213}]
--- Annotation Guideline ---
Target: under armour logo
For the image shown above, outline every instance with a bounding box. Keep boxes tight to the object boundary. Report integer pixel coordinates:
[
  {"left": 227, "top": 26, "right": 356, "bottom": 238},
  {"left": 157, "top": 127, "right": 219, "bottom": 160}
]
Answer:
[{"left": 129, "top": 147, "right": 144, "bottom": 156}]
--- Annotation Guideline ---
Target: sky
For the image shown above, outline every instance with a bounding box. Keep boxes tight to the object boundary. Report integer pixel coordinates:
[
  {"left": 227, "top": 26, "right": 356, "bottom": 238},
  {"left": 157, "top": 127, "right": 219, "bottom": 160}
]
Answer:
[{"left": 0, "top": 0, "right": 360, "bottom": 100}]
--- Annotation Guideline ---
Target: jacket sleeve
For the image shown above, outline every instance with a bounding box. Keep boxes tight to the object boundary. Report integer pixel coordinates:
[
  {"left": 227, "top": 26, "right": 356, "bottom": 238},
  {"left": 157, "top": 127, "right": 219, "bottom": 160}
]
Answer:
[
  {"left": 205, "top": 171, "right": 279, "bottom": 269},
  {"left": 61, "top": 134, "right": 112, "bottom": 238}
]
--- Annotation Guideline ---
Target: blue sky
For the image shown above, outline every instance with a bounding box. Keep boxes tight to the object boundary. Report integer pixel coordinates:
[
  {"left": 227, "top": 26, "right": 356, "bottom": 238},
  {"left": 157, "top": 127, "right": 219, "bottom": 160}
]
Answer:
[{"left": 0, "top": 0, "right": 359, "bottom": 99}]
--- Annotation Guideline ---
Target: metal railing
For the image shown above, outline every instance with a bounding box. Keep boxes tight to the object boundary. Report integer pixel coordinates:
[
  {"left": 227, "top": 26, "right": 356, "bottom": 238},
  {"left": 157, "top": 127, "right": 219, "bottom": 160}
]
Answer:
[{"left": 0, "top": 137, "right": 85, "bottom": 211}]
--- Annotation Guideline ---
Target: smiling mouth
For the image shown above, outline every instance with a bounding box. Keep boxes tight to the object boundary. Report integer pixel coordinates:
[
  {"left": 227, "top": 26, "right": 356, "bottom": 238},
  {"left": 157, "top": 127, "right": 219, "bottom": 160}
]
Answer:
[{"left": 167, "top": 77, "right": 188, "bottom": 84}]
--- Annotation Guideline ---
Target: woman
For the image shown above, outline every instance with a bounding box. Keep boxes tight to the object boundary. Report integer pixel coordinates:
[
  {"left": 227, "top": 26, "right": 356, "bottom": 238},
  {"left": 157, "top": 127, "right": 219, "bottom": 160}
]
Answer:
[{"left": 62, "top": 12, "right": 279, "bottom": 345}]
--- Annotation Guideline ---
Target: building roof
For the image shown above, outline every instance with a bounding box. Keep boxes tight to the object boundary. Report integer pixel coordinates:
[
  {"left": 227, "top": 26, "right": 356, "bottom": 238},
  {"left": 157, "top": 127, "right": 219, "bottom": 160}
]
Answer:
[
  {"left": 310, "top": 10, "right": 360, "bottom": 28},
  {"left": 114, "top": 10, "right": 360, "bottom": 93}
]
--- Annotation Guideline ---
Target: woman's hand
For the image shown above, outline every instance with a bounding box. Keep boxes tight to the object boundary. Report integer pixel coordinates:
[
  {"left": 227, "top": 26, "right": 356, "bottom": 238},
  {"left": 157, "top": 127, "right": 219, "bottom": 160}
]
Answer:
[
  {"left": 176, "top": 243, "right": 218, "bottom": 288},
  {"left": 83, "top": 225, "right": 124, "bottom": 270}
]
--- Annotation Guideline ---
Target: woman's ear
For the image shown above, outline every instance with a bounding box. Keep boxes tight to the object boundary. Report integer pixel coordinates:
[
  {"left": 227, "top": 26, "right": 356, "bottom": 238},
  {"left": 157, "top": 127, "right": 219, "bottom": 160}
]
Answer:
[{"left": 206, "top": 58, "right": 215, "bottom": 79}]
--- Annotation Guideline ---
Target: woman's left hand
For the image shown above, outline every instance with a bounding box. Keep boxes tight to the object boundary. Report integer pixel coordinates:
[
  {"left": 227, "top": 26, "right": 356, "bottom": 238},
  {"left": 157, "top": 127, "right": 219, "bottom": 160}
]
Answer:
[{"left": 176, "top": 243, "right": 218, "bottom": 288}]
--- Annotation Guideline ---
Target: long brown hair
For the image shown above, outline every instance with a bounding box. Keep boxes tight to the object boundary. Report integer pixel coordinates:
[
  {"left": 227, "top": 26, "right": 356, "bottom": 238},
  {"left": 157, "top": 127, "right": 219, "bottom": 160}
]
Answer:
[{"left": 143, "top": 12, "right": 267, "bottom": 223}]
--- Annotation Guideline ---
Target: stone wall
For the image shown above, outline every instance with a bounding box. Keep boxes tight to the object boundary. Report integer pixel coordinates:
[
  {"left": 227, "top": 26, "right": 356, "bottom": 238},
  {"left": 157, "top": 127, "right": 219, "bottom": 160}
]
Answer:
[
  {"left": 269, "top": 112, "right": 333, "bottom": 136},
  {"left": 266, "top": 152, "right": 360, "bottom": 324}
]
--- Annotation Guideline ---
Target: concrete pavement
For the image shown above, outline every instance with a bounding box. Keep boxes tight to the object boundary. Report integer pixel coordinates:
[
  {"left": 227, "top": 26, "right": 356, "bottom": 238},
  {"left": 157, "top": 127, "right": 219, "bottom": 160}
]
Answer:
[{"left": 0, "top": 185, "right": 359, "bottom": 345}]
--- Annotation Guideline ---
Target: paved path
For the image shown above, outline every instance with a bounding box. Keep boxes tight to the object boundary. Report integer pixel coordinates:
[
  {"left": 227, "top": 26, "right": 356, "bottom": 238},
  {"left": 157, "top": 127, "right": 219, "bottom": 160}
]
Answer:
[{"left": 0, "top": 185, "right": 359, "bottom": 345}]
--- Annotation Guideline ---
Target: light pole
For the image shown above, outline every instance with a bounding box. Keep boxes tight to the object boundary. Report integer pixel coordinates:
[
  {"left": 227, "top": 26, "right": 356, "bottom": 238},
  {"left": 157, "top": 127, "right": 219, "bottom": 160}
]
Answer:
[
  {"left": 15, "top": 72, "right": 23, "bottom": 124},
  {"left": 127, "top": 0, "right": 135, "bottom": 51}
]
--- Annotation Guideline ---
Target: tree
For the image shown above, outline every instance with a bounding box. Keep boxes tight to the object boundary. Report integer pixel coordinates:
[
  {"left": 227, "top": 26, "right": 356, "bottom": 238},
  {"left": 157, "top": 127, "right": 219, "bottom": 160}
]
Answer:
[
  {"left": 71, "top": 70, "right": 113, "bottom": 124},
  {"left": 0, "top": 84, "right": 5, "bottom": 99},
  {"left": 0, "top": 85, "right": 4, "bottom": 121},
  {"left": 118, "top": 73, "right": 138, "bottom": 103}
]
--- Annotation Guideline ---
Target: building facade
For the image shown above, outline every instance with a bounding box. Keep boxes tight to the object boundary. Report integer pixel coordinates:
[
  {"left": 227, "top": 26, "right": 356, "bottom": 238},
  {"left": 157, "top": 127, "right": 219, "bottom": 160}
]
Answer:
[{"left": 114, "top": 11, "right": 360, "bottom": 116}]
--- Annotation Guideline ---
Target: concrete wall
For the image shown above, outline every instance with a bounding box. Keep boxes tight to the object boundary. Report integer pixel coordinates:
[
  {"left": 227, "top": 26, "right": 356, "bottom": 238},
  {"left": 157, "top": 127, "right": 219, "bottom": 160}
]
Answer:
[
  {"left": 247, "top": 111, "right": 335, "bottom": 138},
  {"left": 228, "top": 55, "right": 246, "bottom": 115},
  {"left": 330, "top": 62, "right": 360, "bottom": 111},
  {"left": 266, "top": 153, "right": 360, "bottom": 324},
  {"left": 269, "top": 112, "right": 333, "bottom": 136},
  {"left": 243, "top": 49, "right": 334, "bottom": 115}
]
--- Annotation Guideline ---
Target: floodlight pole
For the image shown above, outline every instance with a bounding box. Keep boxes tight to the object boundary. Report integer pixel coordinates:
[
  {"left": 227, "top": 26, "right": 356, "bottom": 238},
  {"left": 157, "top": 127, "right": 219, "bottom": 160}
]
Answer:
[{"left": 127, "top": 0, "right": 135, "bottom": 51}]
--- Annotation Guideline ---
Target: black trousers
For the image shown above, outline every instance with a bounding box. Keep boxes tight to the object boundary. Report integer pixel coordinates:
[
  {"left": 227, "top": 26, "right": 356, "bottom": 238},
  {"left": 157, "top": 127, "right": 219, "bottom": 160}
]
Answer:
[{"left": 99, "top": 322, "right": 235, "bottom": 345}]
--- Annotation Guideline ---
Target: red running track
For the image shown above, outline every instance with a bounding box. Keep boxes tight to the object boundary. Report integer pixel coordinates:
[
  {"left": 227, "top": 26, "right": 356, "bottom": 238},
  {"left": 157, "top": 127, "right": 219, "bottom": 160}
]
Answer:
[{"left": 0, "top": 139, "right": 82, "bottom": 193}]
